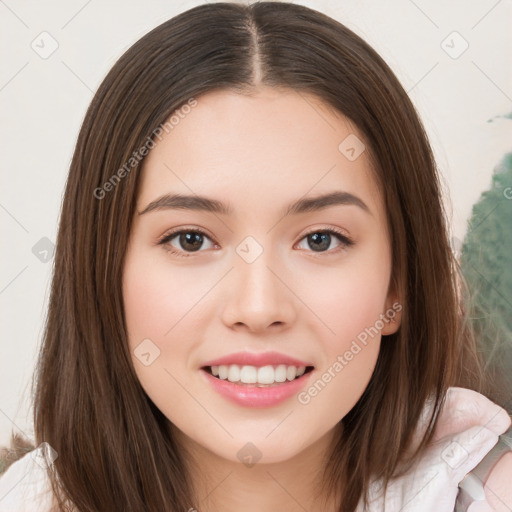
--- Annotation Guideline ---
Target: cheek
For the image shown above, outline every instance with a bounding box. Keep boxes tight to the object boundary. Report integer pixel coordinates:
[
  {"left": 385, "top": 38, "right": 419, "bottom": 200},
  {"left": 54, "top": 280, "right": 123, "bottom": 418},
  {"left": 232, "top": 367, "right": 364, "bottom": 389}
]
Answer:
[
  {"left": 122, "top": 250, "right": 201, "bottom": 398},
  {"left": 296, "top": 244, "right": 391, "bottom": 352},
  {"left": 293, "top": 244, "right": 390, "bottom": 418},
  {"left": 122, "top": 251, "right": 206, "bottom": 415},
  {"left": 296, "top": 273, "right": 384, "bottom": 431},
  {"left": 122, "top": 246, "right": 226, "bottom": 403},
  {"left": 122, "top": 249, "right": 212, "bottom": 344}
]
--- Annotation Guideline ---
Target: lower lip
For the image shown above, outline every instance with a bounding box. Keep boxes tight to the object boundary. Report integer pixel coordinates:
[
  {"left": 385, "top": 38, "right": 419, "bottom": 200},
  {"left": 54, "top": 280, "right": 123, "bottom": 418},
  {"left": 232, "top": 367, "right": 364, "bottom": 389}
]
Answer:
[{"left": 200, "top": 368, "right": 314, "bottom": 408}]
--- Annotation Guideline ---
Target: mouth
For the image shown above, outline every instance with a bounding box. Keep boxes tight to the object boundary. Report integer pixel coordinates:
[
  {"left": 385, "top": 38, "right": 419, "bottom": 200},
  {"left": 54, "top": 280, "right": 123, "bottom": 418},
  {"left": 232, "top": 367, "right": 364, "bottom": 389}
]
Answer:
[{"left": 201, "top": 364, "right": 315, "bottom": 387}]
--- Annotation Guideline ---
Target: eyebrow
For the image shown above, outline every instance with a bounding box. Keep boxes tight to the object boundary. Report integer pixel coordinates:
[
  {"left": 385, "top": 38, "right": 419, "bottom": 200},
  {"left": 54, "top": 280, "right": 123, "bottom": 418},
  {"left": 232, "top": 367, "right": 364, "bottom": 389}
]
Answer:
[{"left": 138, "top": 190, "right": 371, "bottom": 217}]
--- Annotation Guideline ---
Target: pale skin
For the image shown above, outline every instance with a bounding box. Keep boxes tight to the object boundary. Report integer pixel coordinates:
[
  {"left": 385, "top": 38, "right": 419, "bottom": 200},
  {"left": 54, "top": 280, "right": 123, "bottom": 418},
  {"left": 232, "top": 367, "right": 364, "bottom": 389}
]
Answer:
[{"left": 122, "top": 86, "right": 401, "bottom": 511}]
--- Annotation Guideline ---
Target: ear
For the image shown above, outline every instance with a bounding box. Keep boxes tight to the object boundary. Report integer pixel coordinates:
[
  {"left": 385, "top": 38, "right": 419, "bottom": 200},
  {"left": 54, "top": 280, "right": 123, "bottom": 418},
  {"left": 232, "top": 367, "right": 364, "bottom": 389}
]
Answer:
[{"left": 380, "top": 278, "right": 403, "bottom": 336}]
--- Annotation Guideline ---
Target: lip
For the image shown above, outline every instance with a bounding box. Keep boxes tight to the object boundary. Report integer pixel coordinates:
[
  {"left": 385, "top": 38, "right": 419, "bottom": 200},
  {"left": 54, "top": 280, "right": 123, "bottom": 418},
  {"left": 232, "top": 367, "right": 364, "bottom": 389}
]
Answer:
[
  {"left": 201, "top": 350, "right": 314, "bottom": 369},
  {"left": 200, "top": 366, "right": 315, "bottom": 408}
]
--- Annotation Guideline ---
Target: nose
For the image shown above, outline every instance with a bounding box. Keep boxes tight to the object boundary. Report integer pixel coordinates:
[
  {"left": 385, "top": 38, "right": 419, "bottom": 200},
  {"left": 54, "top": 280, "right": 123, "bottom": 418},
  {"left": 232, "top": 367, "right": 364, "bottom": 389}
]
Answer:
[{"left": 220, "top": 243, "right": 297, "bottom": 333}]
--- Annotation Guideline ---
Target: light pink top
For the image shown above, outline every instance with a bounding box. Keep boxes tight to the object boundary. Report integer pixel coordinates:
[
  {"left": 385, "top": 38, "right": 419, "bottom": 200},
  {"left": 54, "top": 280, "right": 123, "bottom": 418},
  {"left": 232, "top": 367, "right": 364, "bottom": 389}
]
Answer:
[{"left": 0, "top": 387, "right": 511, "bottom": 511}]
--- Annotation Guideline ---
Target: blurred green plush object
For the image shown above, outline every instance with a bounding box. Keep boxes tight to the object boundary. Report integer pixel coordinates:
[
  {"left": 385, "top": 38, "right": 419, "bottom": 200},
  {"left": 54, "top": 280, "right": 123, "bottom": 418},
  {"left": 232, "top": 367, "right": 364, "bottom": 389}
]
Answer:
[{"left": 460, "top": 151, "right": 512, "bottom": 410}]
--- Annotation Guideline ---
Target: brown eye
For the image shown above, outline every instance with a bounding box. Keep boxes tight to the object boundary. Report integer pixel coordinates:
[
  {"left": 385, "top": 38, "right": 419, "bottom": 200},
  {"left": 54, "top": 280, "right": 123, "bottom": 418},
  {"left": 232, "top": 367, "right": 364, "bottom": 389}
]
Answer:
[
  {"left": 158, "top": 228, "right": 216, "bottom": 257},
  {"left": 174, "top": 232, "right": 205, "bottom": 252},
  {"left": 296, "top": 229, "right": 354, "bottom": 254}
]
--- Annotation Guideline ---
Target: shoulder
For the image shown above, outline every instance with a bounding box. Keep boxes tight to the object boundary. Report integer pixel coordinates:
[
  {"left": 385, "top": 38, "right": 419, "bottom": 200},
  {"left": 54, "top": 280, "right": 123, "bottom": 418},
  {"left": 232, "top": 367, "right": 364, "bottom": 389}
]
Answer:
[
  {"left": 0, "top": 445, "right": 55, "bottom": 512},
  {"left": 361, "top": 387, "right": 512, "bottom": 511},
  {"left": 429, "top": 387, "right": 512, "bottom": 511}
]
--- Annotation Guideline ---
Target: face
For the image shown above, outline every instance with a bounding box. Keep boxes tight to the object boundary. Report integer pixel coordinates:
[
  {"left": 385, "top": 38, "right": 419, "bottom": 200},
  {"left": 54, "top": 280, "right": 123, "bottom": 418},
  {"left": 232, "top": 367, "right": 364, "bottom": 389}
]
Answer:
[{"left": 122, "top": 86, "right": 401, "bottom": 466}]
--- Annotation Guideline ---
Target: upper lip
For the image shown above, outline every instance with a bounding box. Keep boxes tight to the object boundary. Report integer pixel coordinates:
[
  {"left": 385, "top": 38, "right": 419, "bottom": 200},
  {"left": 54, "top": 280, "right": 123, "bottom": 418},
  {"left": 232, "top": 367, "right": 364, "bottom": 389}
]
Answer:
[{"left": 201, "top": 351, "right": 314, "bottom": 369}]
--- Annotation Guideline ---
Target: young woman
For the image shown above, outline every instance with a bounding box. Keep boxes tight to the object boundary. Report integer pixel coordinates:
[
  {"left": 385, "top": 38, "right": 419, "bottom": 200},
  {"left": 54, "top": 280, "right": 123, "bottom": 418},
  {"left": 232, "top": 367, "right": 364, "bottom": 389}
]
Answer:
[{"left": 1, "top": 2, "right": 511, "bottom": 511}]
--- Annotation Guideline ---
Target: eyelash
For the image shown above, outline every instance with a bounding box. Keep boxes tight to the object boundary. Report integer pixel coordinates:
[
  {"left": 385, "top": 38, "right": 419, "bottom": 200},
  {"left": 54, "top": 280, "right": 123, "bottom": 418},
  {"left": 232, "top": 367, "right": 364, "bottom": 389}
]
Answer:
[{"left": 157, "top": 226, "right": 354, "bottom": 259}]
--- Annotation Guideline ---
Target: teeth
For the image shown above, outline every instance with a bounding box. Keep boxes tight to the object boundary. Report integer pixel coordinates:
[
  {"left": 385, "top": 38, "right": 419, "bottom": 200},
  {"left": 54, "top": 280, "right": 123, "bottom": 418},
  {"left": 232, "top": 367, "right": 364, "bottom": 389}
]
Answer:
[{"left": 209, "top": 364, "right": 307, "bottom": 384}]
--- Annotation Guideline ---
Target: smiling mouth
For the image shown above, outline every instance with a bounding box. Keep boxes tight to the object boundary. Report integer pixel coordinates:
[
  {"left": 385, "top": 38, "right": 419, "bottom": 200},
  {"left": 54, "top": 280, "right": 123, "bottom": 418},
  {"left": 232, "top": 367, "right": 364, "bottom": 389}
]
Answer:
[{"left": 201, "top": 365, "right": 314, "bottom": 388}]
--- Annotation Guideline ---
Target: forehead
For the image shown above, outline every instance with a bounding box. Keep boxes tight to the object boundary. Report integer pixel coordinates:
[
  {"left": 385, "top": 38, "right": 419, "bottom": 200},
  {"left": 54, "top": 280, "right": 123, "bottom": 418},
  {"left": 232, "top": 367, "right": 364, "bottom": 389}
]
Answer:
[{"left": 137, "top": 87, "right": 384, "bottom": 220}]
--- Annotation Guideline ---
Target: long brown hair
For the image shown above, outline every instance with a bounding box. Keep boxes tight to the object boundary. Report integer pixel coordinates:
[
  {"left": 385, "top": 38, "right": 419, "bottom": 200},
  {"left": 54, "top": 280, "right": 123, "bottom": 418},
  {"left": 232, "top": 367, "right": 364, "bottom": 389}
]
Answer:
[{"left": 12, "top": 1, "right": 503, "bottom": 510}]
